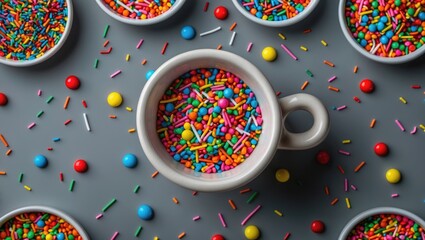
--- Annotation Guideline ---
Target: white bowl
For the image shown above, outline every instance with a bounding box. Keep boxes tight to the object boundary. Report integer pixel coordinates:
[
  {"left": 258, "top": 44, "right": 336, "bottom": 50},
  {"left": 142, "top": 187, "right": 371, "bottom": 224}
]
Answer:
[
  {"left": 231, "top": 0, "right": 319, "bottom": 27},
  {"left": 338, "top": 207, "right": 425, "bottom": 240},
  {"left": 338, "top": 0, "right": 425, "bottom": 64},
  {"left": 96, "top": 0, "right": 186, "bottom": 25},
  {"left": 0, "top": 205, "right": 90, "bottom": 239},
  {"left": 0, "top": 0, "right": 73, "bottom": 67}
]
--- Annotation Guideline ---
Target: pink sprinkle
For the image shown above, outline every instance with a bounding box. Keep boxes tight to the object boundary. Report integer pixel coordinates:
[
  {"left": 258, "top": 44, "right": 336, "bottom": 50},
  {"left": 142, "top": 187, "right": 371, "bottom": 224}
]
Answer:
[
  {"left": 344, "top": 178, "right": 348, "bottom": 192},
  {"left": 96, "top": 214, "right": 103, "bottom": 220},
  {"left": 192, "top": 216, "right": 200, "bottom": 221},
  {"left": 351, "top": 184, "right": 357, "bottom": 191},
  {"left": 328, "top": 76, "right": 337, "bottom": 82},
  {"left": 284, "top": 232, "right": 291, "bottom": 240},
  {"left": 111, "top": 231, "right": 119, "bottom": 240},
  {"left": 247, "top": 42, "right": 253, "bottom": 52},
  {"left": 136, "top": 39, "right": 144, "bottom": 49},
  {"left": 110, "top": 70, "right": 122, "bottom": 78},
  {"left": 338, "top": 150, "right": 351, "bottom": 156},
  {"left": 410, "top": 126, "right": 417, "bottom": 134},
  {"left": 28, "top": 122, "right": 36, "bottom": 129},
  {"left": 337, "top": 105, "right": 347, "bottom": 111},
  {"left": 37, "top": 89, "right": 42, "bottom": 96},
  {"left": 395, "top": 119, "right": 405, "bottom": 131},
  {"left": 241, "top": 205, "right": 262, "bottom": 226},
  {"left": 280, "top": 44, "right": 298, "bottom": 61},
  {"left": 218, "top": 213, "right": 227, "bottom": 228},
  {"left": 64, "top": 119, "right": 72, "bottom": 125},
  {"left": 391, "top": 193, "right": 399, "bottom": 198}
]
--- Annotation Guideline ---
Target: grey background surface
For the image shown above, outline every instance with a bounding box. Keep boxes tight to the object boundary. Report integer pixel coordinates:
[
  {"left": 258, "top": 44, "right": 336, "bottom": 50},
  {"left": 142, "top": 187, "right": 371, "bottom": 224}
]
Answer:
[{"left": 1, "top": 0, "right": 425, "bottom": 239}]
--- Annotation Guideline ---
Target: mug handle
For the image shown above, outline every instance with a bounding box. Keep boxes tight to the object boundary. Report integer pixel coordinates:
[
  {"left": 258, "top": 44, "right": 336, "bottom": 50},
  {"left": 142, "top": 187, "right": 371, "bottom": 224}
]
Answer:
[{"left": 278, "top": 93, "right": 330, "bottom": 150}]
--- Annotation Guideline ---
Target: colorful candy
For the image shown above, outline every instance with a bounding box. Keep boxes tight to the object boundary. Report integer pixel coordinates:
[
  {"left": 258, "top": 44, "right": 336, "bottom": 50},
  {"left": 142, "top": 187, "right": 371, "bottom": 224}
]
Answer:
[
  {"left": 237, "top": 0, "right": 311, "bottom": 21},
  {"left": 0, "top": 212, "right": 82, "bottom": 240},
  {"left": 386, "top": 168, "right": 401, "bottom": 183},
  {"left": 156, "top": 68, "right": 263, "bottom": 173},
  {"left": 275, "top": 168, "right": 290, "bottom": 182},
  {"left": 33, "top": 155, "right": 48, "bottom": 168},
  {"left": 0, "top": 92, "right": 8, "bottom": 106},
  {"left": 360, "top": 79, "right": 375, "bottom": 93},
  {"left": 0, "top": 0, "right": 68, "bottom": 61},
  {"left": 65, "top": 76, "right": 81, "bottom": 90},
  {"left": 261, "top": 46, "right": 277, "bottom": 62},
  {"left": 180, "top": 26, "right": 196, "bottom": 40},
  {"left": 73, "top": 159, "right": 88, "bottom": 173},
  {"left": 102, "top": 0, "right": 176, "bottom": 20},
  {"left": 344, "top": 0, "right": 425, "bottom": 58},
  {"left": 311, "top": 220, "right": 326, "bottom": 233},
  {"left": 137, "top": 204, "right": 154, "bottom": 220},
  {"left": 347, "top": 213, "right": 423, "bottom": 239},
  {"left": 122, "top": 153, "right": 138, "bottom": 168},
  {"left": 316, "top": 150, "right": 331, "bottom": 165},
  {"left": 244, "top": 225, "right": 260, "bottom": 240},
  {"left": 107, "top": 92, "right": 123, "bottom": 107},
  {"left": 214, "top": 6, "right": 229, "bottom": 20},
  {"left": 374, "top": 142, "right": 389, "bottom": 156}
]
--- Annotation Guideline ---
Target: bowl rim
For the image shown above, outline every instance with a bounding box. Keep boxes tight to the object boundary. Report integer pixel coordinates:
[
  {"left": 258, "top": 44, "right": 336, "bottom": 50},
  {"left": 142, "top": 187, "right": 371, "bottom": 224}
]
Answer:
[
  {"left": 0, "top": 0, "right": 74, "bottom": 67},
  {"left": 136, "top": 49, "right": 281, "bottom": 192},
  {"left": 338, "top": 207, "right": 425, "bottom": 240},
  {"left": 231, "top": 0, "right": 320, "bottom": 27},
  {"left": 338, "top": 0, "right": 425, "bottom": 64},
  {"left": 95, "top": 0, "right": 186, "bottom": 26},
  {"left": 0, "top": 205, "right": 90, "bottom": 239}
]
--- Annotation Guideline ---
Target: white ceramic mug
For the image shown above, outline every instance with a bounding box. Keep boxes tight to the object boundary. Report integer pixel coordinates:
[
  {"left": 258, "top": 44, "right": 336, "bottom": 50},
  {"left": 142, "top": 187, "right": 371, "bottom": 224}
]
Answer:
[{"left": 136, "top": 49, "right": 329, "bottom": 192}]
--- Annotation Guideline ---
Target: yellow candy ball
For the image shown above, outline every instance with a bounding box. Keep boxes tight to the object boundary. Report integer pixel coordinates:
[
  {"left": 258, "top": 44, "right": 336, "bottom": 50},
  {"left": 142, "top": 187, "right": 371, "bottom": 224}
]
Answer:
[
  {"left": 183, "top": 122, "right": 191, "bottom": 130},
  {"left": 262, "top": 46, "right": 277, "bottom": 62},
  {"left": 181, "top": 129, "right": 194, "bottom": 141},
  {"left": 275, "top": 168, "right": 290, "bottom": 183},
  {"left": 107, "top": 92, "right": 123, "bottom": 107},
  {"left": 45, "top": 234, "right": 53, "bottom": 240},
  {"left": 245, "top": 225, "right": 260, "bottom": 240},
  {"left": 386, "top": 168, "right": 401, "bottom": 184}
]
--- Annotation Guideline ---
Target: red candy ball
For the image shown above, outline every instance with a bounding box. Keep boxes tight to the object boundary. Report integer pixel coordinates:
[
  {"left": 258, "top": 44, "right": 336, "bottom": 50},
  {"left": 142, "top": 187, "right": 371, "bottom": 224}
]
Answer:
[
  {"left": 374, "top": 142, "right": 389, "bottom": 156},
  {"left": 65, "top": 75, "right": 81, "bottom": 90},
  {"left": 74, "top": 159, "right": 88, "bottom": 173},
  {"left": 0, "top": 92, "right": 8, "bottom": 106},
  {"left": 316, "top": 150, "right": 330, "bottom": 165},
  {"left": 211, "top": 234, "right": 225, "bottom": 240},
  {"left": 214, "top": 6, "right": 228, "bottom": 20},
  {"left": 359, "top": 79, "right": 375, "bottom": 93},
  {"left": 311, "top": 220, "right": 325, "bottom": 233}
]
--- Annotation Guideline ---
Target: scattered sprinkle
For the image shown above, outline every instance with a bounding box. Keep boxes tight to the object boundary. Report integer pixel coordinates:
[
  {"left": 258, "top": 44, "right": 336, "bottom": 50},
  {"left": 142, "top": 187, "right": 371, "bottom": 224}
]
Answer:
[
  {"left": 301, "top": 81, "right": 309, "bottom": 90},
  {"left": 345, "top": 198, "right": 351, "bottom": 209},
  {"left": 278, "top": 33, "right": 286, "bottom": 40},
  {"left": 280, "top": 44, "right": 298, "bottom": 61},
  {"left": 218, "top": 213, "right": 227, "bottom": 227},
  {"left": 229, "top": 22, "right": 237, "bottom": 31},
  {"left": 241, "top": 205, "right": 262, "bottom": 226},
  {"left": 200, "top": 26, "right": 222, "bottom": 37},
  {"left": 110, "top": 70, "right": 122, "bottom": 78},
  {"left": 69, "top": 179, "right": 75, "bottom": 192},
  {"left": 395, "top": 119, "right": 406, "bottom": 132},
  {"left": 370, "top": 118, "right": 376, "bottom": 128},
  {"left": 102, "top": 198, "right": 117, "bottom": 212},
  {"left": 274, "top": 210, "right": 283, "bottom": 217},
  {"left": 399, "top": 97, "right": 407, "bottom": 104},
  {"left": 354, "top": 161, "right": 366, "bottom": 172},
  {"left": 134, "top": 225, "right": 143, "bottom": 237},
  {"left": 24, "top": 185, "right": 32, "bottom": 191},
  {"left": 103, "top": 24, "right": 110, "bottom": 38},
  {"left": 321, "top": 40, "right": 328, "bottom": 46},
  {"left": 247, "top": 191, "right": 258, "bottom": 203},
  {"left": 228, "top": 199, "right": 237, "bottom": 210},
  {"left": 229, "top": 31, "right": 237, "bottom": 46}
]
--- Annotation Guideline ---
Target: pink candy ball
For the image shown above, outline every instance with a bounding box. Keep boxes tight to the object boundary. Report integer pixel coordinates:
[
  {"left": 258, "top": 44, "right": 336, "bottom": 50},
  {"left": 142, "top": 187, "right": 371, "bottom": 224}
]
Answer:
[{"left": 218, "top": 98, "right": 229, "bottom": 108}]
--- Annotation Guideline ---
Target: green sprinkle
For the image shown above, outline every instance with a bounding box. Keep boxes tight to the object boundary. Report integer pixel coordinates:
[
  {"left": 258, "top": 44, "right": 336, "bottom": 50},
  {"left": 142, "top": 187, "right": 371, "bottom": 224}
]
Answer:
[
  {"left": 42, "top": 214, "right": 49, "bottom": 220},
  {"left": 46, "top": 96, "right": 54, "bottom": 104},
  {"left": 133, "top": 185, "right": 140, "bottom": 193},
  {"left": 102, "top": 198, "right": 117, "bottom": 212},
  {"left": 36, "top": 110, "right": 44, "bottom": 118},
  {"left": 69, "top": 179, "right": 75, "bottom": 192},
  {"left": 94, "top": 58, "right": 99, "bottom": 69},
  {"left": 247, "top": 191, "right": 258, "bottom": 204},
  {"left": 134, "top": 225, "right": 143, "bottom": 237},
  {"left": 174, "top": 79, "right": 184, "bottom": 89},
  {"left": 19, "top": 172, "right": 23, "bottom": 183},
  {"left": 306, "top": 69, "right": 314, "bottom": 77},
  {"left": 103, "top": 25, "right": 110, "bottom": 38}
]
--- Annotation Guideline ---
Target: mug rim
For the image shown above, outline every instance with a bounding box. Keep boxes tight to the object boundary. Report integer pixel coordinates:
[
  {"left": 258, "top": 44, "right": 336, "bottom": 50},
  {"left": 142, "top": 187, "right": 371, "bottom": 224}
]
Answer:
[
  {"left": 0, "top": 205, "right": 90, "bottom": 239},
  {"left": 136, "top": 49, "right": 281, "bottom": 191},
  {"left": 338, "top": 207, "right": 425, "bottom": 240}
]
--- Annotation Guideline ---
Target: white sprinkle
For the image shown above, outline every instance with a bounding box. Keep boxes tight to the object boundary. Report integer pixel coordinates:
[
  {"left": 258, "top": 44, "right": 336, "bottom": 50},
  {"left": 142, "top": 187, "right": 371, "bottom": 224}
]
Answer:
[
  {"left": 200, "top": 26, "right": 222, "bottom": 37},
  {"left": 229, "top": 31, "right": 237, "bottom": 46},
  {"left": 83, "top": 113, "right": 91, "bottom": 132},
  {"left": 191, "top": 123, "right": 202, "bottom": 143},
  {"left": 116, "top": 0, "right": 134, "bottom": 12}
]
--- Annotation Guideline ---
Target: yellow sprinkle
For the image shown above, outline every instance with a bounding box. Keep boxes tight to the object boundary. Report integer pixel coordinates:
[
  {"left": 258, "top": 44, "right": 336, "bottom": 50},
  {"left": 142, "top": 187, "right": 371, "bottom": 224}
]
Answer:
[
  {"left": 345, "top": 198, "right": 351, "bottom": 209},
  {"left": 274, "top": 210, "right": 283, "bottom": 217},
  {"left": 128, "top": 128, "right": 136, "bottom": 133},
  {"left": 228, "top": 100, "right": 246, "bottom": 110},
  {"left": 196, "top": 149, "right": 199, "bottom": 163},
  {"left": 321, "top": 40, "right": 328, "bottom": 46},
  {"left": 126, "top": 54, "right": 130, "bottom": 62},
  {"left": 419, "top": 124, "right": 425, "bottom": 131},
  {"left": 153, "top": 237, "right": 159, "bottom": 240},
  {"left": 360, "top": 10, "right": 373, "bottom": 15},
  {"left": 163, "top": 115, "right": 169, "bottom": 122},
  {"left": 199, "top": 84, "right": 213, "bottom": 90},
  {"left": 174, "top": 101, "right": 186, "bottom": 109},
  {"left": 156, "top": 128, "right": 167, "bottom": 133},
  {"left": 190, "top": 144, "right": 207, "bottom": 151},
  {"left": 400, "top": 35, "right": 414, "bottom": 39},
  {"left": 159, "top": 97, "right": 179, "bottom": 103},
  {"left": 126, "top": 107, "right": 133, "bottom": 112},
  {"left": 383, "top": 227, "right": 396, "bottom": 233},
  {"left": 24, "top": 185, "right": 32, "bottom": 191},
  {"left": 414, "top": 7, "right": 421, "bottom": 17},
  {"left": 300, "top": 46, "right": 308, "bottom": 51},
  {"left": 399, "top": 97, "right": 407, "bottom": 104},
  {"left": 342, "top": 140, "right": 351, "bottom": 144},
  {"left": 381, "top": 25, "right": 392, "bottom": 34},
  {"left": 278, "top": 33, "right": 286, "bottom": 40}
]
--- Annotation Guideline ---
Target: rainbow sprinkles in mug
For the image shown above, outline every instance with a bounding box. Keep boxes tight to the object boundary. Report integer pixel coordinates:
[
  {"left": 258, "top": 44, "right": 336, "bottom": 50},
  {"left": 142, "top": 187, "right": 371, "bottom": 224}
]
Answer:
[{"left": 156, "top": 68, "right": 263, "bottom": 173}]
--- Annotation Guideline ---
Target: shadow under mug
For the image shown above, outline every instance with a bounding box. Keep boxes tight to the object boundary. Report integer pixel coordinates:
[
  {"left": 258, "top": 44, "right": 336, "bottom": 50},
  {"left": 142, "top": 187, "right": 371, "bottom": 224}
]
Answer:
[{"left": 136, "top": 49, "right": 330, "bottom": 192}]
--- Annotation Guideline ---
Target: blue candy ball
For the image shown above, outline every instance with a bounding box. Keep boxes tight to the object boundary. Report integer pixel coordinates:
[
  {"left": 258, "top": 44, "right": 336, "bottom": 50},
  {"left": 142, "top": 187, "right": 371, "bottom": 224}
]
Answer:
[
  {"left": 122, "top": 153, "right": 138, "bottom": 168},
  {"left": 380, "top": 16, "right": 388, "bottom": 23},
  {"left": 33, "top": 154, "right": 48, "bottom": 168},
  {"left": 368, "top": 24, "right": 377, "bottom": 32},
  {"left": 377, "top": 22, "right": 385, "bottom": 31},
  {"left": 419, "top": 12, "right": 425, "bottom": 21},
  {"left": 380, "top": 36, "right": 389, "bottom": 45},
  {"left": 145, "top": 70, "right": 155, "bottom": 80},
  {"left": 138, "top": 204, "right": 154, "bottom": 220},
  {"left": 223, "top": 88, "right": 234, "bottom": 99},
  {"left": 57, "top": 233, "right": 65, "bottom": 240},
  {"left": 180, "top": 25, "right": 196, "bottom": 40},
  {"left": 165, "top": 103, "right": 175, "bottom": 112},
  {"left": 198, "top": 107, "right": 208, "bottom": 116},
  {"left": 37, "top": 220, "right": 45, "bottom": 227}
]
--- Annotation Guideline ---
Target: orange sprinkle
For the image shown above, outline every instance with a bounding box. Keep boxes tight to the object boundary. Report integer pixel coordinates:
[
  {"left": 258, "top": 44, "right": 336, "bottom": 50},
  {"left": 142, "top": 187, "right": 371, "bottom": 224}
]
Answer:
[
  {"left": 353, "top": 65, "right": 358, "bottom": 73},
  {"left": 301, "top": 81, "right": 309, "bottom": 90},
  {"left": 141, "top": 59, "right": 147, "bottom": 65},
  {"left": 228, "top": 199, "right": 237, "bottom": 210},
  {"left": 239, "top": 188, "right": 251, "bottom": 194},
  {"left": 323, "top": 60, "right": 335, "bottom": 67},
  {"left": 103, "top": 40, "right": 109, "bottom": 47},
  {"left": 63, "top": 96, "right": 70, "bottom": 109},
  {"left": 5, "top": 149, "right": 12, "bottom": 156},
  {"left": 370, "top": 118, "right": 376, "bottom": 128},
  {"left": 0, "top": 171, "right": 6, "bottom": 175},
  {"left": 337, "top": 165, "right": 345, "bottom": 174},
  {"left": 0, "top": 134, "right": 9, "bottom": 147},
  {"left": 328, "top": 86, "right": 340, "bottom": 92},
  {"left": 216, "top": 44, "right": 222, "bottom": 50},
  {"left": 229, "top": 22, "right": 237, "bottom": 31},
  {"left": 172, "top": 197, "right": 179, "bottom": 204},
  {"left": 354, "top": 161, "right": 366, "bottom": 172},
  {"left": 178, "top": 232, "right": 186, "bottom": 239},
  {"left": 331, "top": 198, "right": 339, "bottom": 205},
  {"left": 324, "top": 186, "right": 329, "bottom": 195},
  {"left": 109, "top": 115, "right": 117, "bottom": 119},
  {"left": 151, "top": 171, "right": 159, "bottom": 178}
]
